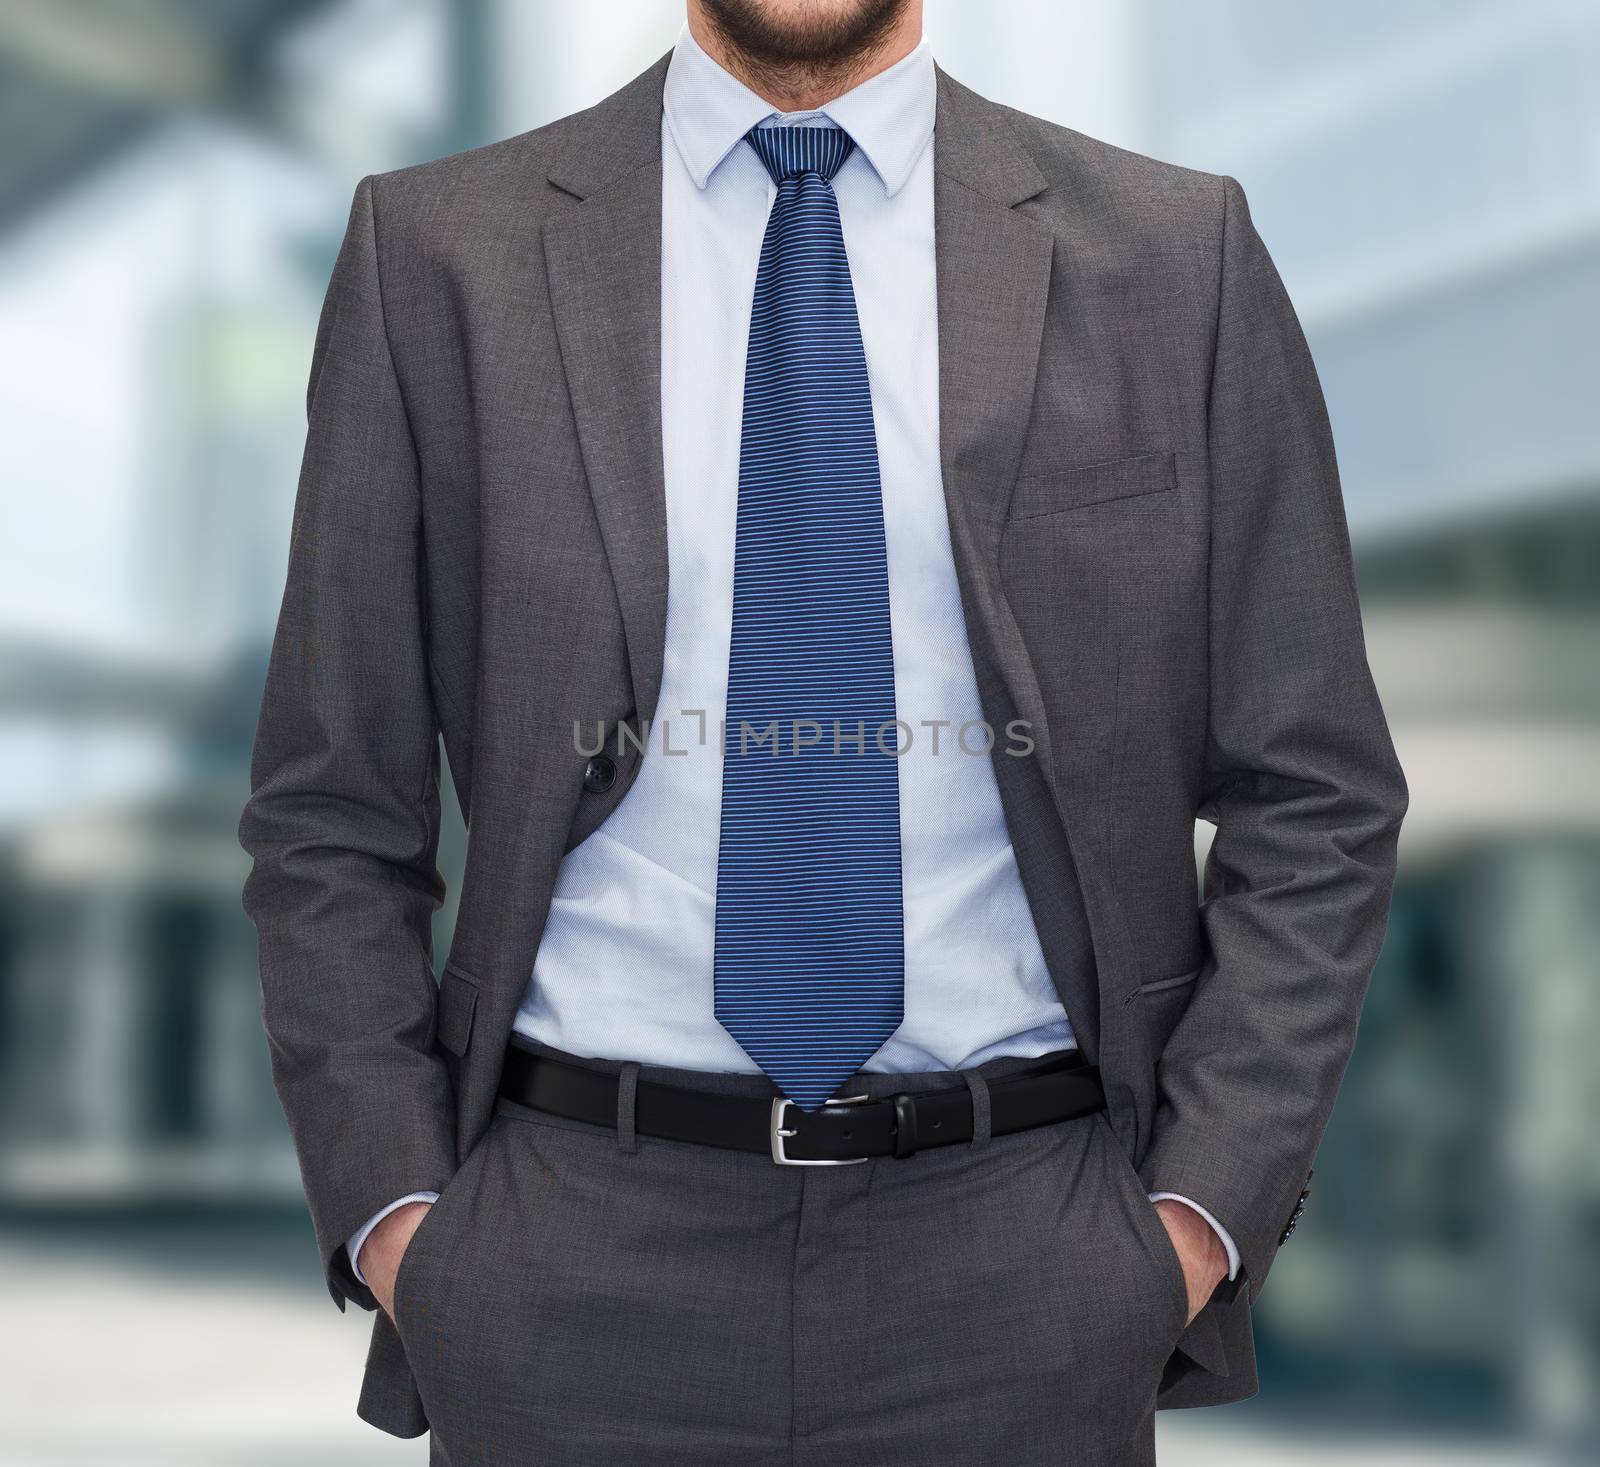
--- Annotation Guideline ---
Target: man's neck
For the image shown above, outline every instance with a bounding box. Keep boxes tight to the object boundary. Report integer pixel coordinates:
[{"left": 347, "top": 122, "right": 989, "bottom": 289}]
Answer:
[{"left": 685, "top": 5, "right": 921, "bottom": 114}]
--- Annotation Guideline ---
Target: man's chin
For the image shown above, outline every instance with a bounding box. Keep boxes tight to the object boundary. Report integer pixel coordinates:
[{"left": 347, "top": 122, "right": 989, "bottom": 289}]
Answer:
[{"left": 697, "top": 0, "right": 908, "bottom": 68}]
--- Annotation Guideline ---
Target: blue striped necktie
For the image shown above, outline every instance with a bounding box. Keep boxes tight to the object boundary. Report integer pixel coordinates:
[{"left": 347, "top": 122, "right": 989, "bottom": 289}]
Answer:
[{"left": 713, "top": 122, "right": 904, "bottom": 1113}]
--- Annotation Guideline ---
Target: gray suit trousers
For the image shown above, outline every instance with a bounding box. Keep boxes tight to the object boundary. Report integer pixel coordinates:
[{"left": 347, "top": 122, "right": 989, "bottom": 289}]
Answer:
[{"left": 393, "top": 1040, "right": 1190, "bottom": 1466}]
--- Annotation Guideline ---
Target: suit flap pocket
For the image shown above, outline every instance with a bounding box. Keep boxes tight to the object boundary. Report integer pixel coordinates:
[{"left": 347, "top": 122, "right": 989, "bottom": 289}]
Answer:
[
  {"left": 436, "top": 964, "right": 479, "bottom": 1056},
  {"left": 1133, "top": 965, "right": 1203, "bottom": 1058},
  {"left": 1139, "top": 964, "right": 1201, "bottom": 995},
  {"left": 1009, "top": 450, "right": 1177, "bottom": 520}
]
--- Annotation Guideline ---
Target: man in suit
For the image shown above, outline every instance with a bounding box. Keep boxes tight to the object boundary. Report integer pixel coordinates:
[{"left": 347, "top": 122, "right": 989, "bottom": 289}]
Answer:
[{"left": 239, "top": 1, "right": 1407, "bottom": 1461}]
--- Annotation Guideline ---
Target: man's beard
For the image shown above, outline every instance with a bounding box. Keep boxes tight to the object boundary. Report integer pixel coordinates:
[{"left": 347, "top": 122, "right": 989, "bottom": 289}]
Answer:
[{"left": 698, "top": 0, "right": 910, "bottom": 95}]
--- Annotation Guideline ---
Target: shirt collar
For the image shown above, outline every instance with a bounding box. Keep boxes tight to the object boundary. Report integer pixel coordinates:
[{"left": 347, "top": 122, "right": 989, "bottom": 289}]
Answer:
[{"left": 663, "top": 18, "right": 935, "bottom": 197}]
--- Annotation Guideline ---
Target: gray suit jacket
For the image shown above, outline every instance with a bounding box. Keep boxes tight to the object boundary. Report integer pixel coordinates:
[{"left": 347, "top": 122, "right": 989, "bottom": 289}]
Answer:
[{"left": 240, "top": 48, "right": 1407, "bottom": 1437}]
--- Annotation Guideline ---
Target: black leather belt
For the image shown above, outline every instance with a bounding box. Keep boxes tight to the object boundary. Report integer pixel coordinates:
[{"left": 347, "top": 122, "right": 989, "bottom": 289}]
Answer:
[{"left": 498, "top": 1045, "right": 1105, "bottom": 1164}]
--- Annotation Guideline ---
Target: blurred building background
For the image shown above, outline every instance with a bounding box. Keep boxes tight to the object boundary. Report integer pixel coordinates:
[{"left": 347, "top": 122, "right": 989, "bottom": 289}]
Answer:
[{"left": 1, "top": 1, "right": 1596, "bottom": 1463}]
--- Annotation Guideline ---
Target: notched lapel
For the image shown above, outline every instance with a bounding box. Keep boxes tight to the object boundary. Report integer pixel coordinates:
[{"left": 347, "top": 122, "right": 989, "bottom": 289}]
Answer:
[
  {"left": 543, "top": 51, "right": 674, "bottom": 728},
  {"left": 931, "top": 64, "right": 1057, "bottom": 771},
  {"left": 931, "top": 68, "right": 1137, "bottom": 1059}
]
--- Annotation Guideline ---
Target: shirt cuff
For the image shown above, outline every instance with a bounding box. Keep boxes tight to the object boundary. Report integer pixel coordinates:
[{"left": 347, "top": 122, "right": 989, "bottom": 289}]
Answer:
[
  {"left": 1149, "top": 1191, "right": 1240, "bottom": 1282},
  {"left": 346, "top": 1191, "right": 440, "bottom": 1287}
]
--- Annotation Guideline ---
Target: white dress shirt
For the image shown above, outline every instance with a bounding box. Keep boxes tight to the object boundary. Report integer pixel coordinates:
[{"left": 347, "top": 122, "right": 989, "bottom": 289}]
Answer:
[{"left": 349, "top": 20, "right": 1237, "bottom": 1289}]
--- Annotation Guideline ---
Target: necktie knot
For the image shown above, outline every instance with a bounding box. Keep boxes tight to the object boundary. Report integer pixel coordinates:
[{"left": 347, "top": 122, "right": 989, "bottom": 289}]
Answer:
[{"left": 744, "top": 122, "right": 855, "bottom": 184}]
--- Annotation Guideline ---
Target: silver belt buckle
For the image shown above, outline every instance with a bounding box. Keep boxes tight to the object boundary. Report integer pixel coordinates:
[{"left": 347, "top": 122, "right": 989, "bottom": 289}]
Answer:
[{"left": 770, "top": 1093, "right": 871, "bottom": 1165}]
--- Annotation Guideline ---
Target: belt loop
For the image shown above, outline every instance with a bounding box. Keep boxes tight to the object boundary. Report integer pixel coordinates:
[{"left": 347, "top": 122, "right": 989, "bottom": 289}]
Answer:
[
  {"left": 617, "top": 1061, "right": 641, "bottom": 1154},
  {"left": 962, "top": 1069, "right": 992, "bottom": 1150},
  {"left": 891, "top": 1093, "right": 919, "bottom": 1158}
]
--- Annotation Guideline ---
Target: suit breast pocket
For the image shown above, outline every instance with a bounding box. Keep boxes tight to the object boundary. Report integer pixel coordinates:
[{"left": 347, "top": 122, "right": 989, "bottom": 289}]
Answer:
[{"left": 1008, "top": 449, "right": 1177, "bottom": 521}]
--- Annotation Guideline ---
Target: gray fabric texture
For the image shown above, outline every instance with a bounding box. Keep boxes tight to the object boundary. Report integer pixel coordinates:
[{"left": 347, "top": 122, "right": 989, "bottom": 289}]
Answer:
[
  {"left": 238, "top": 42, "right": 1406, "bottom": 1446},
  {"left": 401, "top": 1042, "right": 1183, "bottom": 1465}
]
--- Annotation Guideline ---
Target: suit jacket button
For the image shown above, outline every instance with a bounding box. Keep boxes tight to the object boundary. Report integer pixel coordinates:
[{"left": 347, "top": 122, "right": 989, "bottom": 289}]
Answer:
[{"left": 583, "top": 754, "right": 617, "bottom": 794}]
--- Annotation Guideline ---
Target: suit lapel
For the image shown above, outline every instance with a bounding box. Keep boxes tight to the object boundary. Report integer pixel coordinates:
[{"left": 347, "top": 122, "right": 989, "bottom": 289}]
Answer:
[
  {"left": 543, "top": 51, "right": 675, "bottom": 727},
  {"left": 931, "top": 67, "right": 1130, "bottom": 1057},
  {"left": 929, "top": 64, "right": 1058, "bottom": 775}
]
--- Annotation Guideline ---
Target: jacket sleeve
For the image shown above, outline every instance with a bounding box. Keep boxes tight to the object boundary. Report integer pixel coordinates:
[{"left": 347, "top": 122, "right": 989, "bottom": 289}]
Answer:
[
  {"left": 1140, "top": 175, "right": 1408, "bottom": 1302},
  {"left": 238, "top": 173, "right": 457, "bottom": 1312}
]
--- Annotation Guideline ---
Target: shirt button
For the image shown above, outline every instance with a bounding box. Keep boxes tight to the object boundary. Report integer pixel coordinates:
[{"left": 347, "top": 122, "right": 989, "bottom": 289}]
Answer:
[{"left": 582, "top": 755, "right": 617, "bottom": 794}]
